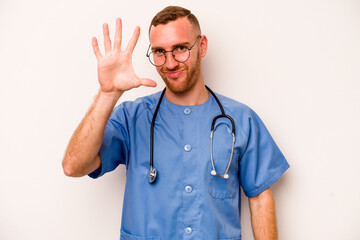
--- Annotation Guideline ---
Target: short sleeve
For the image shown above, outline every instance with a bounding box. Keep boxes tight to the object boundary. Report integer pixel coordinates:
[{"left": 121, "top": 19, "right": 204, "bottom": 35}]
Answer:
[
  {"left": 239, "top": 109, "right": 289, "bottom": 197},
  {"left": 88, "top": 105, "right": 130, "bottom": 179}
]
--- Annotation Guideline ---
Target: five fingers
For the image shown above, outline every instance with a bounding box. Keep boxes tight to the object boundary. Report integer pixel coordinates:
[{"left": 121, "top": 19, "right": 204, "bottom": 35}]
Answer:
[
  {"left": 92, "top": 18, "right": 140, "bottom": 58},
  {"left": 92, "top": 19, "right": 155, "bottom": 89}
]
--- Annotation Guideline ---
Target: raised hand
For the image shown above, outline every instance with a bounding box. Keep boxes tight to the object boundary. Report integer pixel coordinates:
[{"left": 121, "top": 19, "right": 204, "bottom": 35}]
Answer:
[{"left": 92, "top": 18, "right": 157, "bottom": 94}]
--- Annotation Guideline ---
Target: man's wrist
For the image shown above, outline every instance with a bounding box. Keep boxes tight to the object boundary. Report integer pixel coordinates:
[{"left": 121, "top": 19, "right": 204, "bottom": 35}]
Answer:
[
  {"left": 97, "top": 89, "right": 123, "bottom": 103},
  {"left": 91, "top": 89, "right": 123, "bottom": 116}
]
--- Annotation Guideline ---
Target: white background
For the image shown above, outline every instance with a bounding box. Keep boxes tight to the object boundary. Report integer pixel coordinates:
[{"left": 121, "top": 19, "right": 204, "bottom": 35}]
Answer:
[{"left": 1, "top": 0, "right": 359, "bottom": 239}]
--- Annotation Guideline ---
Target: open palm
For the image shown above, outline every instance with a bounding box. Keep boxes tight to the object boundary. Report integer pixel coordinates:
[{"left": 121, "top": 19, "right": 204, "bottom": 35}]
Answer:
[{"left": 92, "top": 18, "right": 156, "bottom": 93}]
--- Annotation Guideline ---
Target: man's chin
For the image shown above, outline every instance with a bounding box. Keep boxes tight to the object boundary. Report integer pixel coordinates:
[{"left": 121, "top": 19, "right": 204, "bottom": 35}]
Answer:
[
  {"left": 166, "top": 83, "right": 184, "bottom": 93},
  {"left": 162, "top": 76, "right": 183, "bottom": 91},
  {"left": 161, "top": 72, "right": 196, "bottom": 94},
  {"left": 164, "top": 80, "right": 188, "bottom": 94}
]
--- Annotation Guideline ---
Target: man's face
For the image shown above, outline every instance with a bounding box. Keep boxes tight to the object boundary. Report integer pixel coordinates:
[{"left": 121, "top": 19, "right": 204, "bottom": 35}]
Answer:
[{"left": 149, "top": 17, "right": 203, "bottom": 94}]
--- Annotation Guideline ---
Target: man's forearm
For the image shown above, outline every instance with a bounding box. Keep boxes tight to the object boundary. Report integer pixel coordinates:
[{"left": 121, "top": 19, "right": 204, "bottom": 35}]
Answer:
[
  {"left": 249, "top": 188, "right": 278, "bottom": 240},
  {"left": 62, "top": 90, "right": 123, "bottom": 177}
]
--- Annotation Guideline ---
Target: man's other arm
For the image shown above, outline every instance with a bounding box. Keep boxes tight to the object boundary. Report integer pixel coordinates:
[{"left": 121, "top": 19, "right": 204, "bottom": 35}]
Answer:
[{"left": 249, "top": 187, "right": 278, "bottom": 240}]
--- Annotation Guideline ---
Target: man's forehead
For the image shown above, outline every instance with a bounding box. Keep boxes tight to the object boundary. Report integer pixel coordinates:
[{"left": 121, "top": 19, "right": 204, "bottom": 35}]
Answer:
[{"left": 149, "top": 18, "right": 196, "bottom": 47}]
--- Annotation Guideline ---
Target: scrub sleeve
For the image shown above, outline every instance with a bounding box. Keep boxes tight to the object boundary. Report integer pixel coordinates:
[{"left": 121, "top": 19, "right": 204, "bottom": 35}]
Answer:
[
  {"left": 239, "top": 108, "right": 289, "bottom": 197},
  {"left": 88, "top": 105, "right": 130, "bottom": 179}
]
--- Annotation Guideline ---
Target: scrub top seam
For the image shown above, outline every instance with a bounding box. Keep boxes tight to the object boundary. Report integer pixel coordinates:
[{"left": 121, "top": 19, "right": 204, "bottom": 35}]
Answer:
[
  {"left": 222, "top": 105, "right": 250, "bottom": 159},
  {"left": 125, "top": 101, "right": 158, "bottom": 133}
]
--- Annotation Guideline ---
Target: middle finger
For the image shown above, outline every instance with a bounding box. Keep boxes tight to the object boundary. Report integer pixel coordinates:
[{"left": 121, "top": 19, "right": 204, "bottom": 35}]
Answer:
[
  {"left": 113, "top": 18, "right": 122, "bottom": 50},
  {"left": 103, "top": 23, "right": 112, "bottom": 53}
]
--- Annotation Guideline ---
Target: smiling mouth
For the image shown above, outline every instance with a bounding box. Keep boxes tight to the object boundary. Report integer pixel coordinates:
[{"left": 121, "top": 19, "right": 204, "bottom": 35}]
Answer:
[{"left": 165, "top": 70, "right": 184, "bottom": 79}]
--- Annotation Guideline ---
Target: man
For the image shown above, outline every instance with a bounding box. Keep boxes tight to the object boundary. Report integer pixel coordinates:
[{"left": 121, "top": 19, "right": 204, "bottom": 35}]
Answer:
[{"left": 63, "top": 6, "right": 289, "bottom": 240}]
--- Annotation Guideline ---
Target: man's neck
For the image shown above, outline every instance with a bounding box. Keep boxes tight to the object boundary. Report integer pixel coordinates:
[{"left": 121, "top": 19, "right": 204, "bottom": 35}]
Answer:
[{"left": 164, "top": 81, "right": 209, "bottom": 106}]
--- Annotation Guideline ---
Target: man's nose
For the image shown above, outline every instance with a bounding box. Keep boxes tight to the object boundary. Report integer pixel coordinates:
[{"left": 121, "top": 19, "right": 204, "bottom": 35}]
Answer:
[{"left": 164, "top": 52, "right": 179, "bottom": 69}]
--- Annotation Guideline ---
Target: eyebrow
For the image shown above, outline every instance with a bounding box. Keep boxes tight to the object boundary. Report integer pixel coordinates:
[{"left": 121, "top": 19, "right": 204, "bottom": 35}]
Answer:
[{"left": 151, "top": 41, "right": 192, "bottom": 51}]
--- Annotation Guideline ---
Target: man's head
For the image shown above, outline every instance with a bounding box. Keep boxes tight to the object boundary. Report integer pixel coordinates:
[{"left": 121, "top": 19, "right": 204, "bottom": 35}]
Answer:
[{"left": 148, "top": 6, "right": 207, "bottom": 94}]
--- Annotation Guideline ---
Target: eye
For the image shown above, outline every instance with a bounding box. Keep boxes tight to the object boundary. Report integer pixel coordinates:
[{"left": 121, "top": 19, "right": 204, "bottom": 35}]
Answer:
[
  {"left": 153, "top": 49, "right": 164, "bottom": 54},
  {"left": 174, "top": 46, "right": 187, "bottom": 53},
  {"left": 177, "top": 46, "right": 186, "bottom": 51}
]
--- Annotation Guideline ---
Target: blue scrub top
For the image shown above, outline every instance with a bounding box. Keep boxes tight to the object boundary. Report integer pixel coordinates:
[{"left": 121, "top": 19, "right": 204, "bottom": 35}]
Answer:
[{"left": 89, "top": 91, "right": 289, "bottom": 240}]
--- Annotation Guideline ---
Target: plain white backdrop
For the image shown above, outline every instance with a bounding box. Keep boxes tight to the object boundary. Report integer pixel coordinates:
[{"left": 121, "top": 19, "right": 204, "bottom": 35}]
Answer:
[{"left": 0, "top": 0, "right": 359, "bottom": 239}]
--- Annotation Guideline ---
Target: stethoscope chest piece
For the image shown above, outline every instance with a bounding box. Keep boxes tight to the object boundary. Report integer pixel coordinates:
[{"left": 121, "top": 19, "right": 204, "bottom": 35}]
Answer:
[{"left": 149, "top": 167, "right": 157, "bottom": 183}]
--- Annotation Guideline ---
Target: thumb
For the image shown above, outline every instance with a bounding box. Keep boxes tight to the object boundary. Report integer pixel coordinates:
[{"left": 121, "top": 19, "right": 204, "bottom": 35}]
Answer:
[{"left": 139, "top": 78, "right": 157, "bottom": 88}]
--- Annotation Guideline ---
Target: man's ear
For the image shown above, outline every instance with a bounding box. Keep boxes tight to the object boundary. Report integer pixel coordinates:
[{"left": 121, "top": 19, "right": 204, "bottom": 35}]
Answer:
[{"left": 200, "top": 35, "right": 208, "bottom": 57}]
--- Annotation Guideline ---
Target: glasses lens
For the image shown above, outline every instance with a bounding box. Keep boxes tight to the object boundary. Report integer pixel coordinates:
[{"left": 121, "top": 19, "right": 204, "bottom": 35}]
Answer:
[
  {"left": 173, "top": 48, "right": 190, "bottom": 63},
  {"left": 149, "top": 52, "right": 165, "bottom": 67}
]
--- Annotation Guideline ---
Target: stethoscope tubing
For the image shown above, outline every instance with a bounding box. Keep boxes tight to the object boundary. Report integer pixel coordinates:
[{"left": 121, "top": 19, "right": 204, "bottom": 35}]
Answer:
[
  {"left": 149, "top": 89, "right": 166, "bottom": 183},
  {"left": 149, "top": 86, "right": 236, "bottom": 183}
]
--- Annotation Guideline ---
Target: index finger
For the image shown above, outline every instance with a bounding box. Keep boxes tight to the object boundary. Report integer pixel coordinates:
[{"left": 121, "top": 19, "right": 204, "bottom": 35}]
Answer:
[
  {"left": 125, "top": 26, "right": 140, "bottom": 54},
  {"left": 92, "top": 37, "right": 102, "bottom": 60}
]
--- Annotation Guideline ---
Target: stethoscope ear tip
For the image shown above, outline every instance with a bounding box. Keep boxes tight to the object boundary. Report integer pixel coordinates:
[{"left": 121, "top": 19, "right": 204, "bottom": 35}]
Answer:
[{"left": 210, "top": 170, "right": 229, "bottom": 179}]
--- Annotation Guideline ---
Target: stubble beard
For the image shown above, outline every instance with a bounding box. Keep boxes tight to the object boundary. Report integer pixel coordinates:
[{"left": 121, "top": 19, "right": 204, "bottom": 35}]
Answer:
[{"left": 160, "top": 53, "right": 201, "bottom": 94}]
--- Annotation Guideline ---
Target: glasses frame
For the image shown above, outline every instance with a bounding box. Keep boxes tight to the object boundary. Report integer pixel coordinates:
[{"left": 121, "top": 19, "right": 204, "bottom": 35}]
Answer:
[{"left": 146, "top": 35, "right": 201, "bottom": 67}]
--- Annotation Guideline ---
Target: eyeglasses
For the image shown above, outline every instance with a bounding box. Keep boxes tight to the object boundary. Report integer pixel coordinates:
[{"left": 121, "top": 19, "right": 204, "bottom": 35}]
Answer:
[{"left": 146, "top": 35, "right": 201, "bottom": 67}]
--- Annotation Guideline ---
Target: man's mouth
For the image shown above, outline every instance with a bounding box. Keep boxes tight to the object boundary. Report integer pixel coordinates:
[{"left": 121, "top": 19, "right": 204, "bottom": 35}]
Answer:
[{"left": 165, "top": 70, "right": 184, "bottom": 79}]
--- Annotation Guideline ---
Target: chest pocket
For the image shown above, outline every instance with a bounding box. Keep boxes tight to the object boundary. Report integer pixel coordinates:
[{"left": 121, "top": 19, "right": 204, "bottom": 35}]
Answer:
[{"left": 207, "top": 120, "right": 240, "bottom": 199}]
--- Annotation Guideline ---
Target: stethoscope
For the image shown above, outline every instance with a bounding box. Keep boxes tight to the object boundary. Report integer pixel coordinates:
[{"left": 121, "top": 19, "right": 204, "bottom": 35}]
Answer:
[{"left": 149, "top": 86, "right": 236, "bottom": 183}]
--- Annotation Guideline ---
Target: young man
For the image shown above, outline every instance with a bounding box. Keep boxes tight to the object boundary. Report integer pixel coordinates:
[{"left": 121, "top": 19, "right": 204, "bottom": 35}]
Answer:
[{"left": 63, "top": 6, "right": 289, "bottom": 240}]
